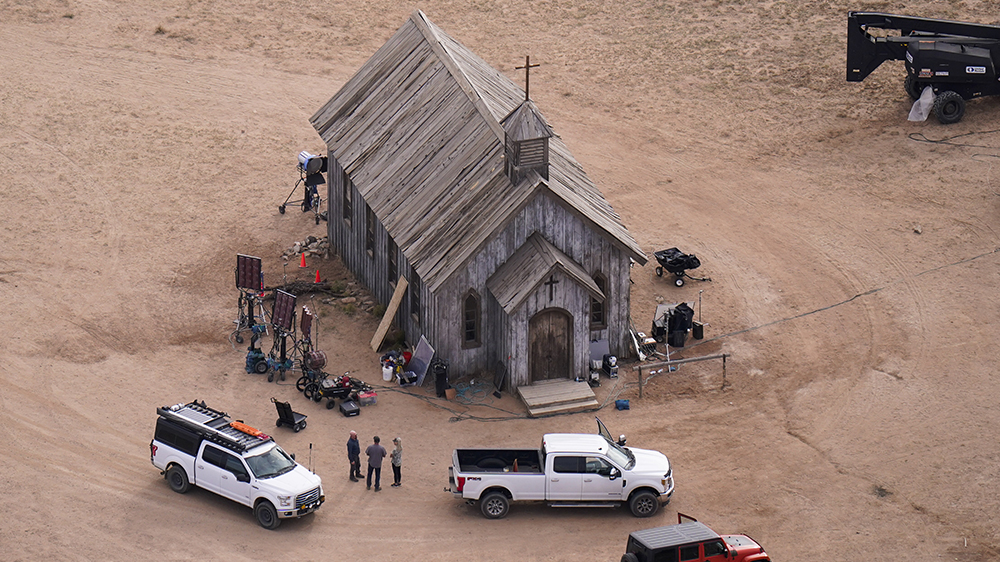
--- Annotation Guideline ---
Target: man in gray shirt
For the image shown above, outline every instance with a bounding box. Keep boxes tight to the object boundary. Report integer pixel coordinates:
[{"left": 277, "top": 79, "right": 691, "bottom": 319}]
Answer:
[{"left": 365, "top": 435, "right": 387, "bottom": 491}]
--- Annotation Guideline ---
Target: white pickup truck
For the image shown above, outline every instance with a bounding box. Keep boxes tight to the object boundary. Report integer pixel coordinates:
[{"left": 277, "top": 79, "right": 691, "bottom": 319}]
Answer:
[
  {"left": 447, "top": 418, "right": 673, "bottom": 519},
  {"left": 150, "top": 400, "right": 324, "bottom": 529}
]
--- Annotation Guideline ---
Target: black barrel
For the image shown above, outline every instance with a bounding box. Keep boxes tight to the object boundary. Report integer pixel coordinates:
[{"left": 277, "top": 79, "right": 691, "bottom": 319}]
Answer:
[{"left": 432, "top": 358, "right": 450, "bottom": 397}]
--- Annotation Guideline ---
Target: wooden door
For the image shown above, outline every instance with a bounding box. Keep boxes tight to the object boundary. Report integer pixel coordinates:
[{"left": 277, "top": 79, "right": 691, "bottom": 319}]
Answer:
[{"left": 529, "top": 309, "right": 571, "bottom": 382}]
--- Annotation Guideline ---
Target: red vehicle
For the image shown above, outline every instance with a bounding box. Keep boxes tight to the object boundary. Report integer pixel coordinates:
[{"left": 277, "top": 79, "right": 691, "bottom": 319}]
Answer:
[{"left": 621, "top": 514, "right": 769, "bottom": 562}]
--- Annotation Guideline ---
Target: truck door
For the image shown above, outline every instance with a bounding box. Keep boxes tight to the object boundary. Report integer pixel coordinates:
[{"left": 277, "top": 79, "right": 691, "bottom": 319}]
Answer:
[
  {"left": 580, "top": 456, "right": 623, "bottom": 501},
  {"left": 700, "top": 539, "right": 729, "bottom": 562},
  {"left": 217, "top": 451, "right": 252, "bottom": 505},
  {"left": 198, "top": 444, "right": 227, "bottom": 494},
  {"left": 547, "top": 456, "right": 584, "bottom": 500}
]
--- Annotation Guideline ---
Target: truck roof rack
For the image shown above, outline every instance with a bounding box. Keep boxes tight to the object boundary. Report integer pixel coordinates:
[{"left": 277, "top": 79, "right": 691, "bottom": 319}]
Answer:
[{"left": 157, "top": 400, "right": 273, "bottom": 454}]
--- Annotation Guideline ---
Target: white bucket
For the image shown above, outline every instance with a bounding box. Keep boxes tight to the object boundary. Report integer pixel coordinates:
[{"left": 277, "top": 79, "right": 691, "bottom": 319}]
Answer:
[{"left": 382, "top": 364, "right": 394, "bottom": 382}]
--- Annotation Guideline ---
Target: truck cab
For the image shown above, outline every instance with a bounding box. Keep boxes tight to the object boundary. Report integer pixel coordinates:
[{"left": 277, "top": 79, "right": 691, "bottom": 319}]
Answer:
[{"left": 150, "top": 400, "right": 324, "bottom": 529}]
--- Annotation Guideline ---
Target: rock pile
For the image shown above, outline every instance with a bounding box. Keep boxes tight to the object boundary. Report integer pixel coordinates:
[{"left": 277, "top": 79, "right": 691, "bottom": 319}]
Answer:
[{"left": 281, "top": 236, "right": 329, "bottom": 260}]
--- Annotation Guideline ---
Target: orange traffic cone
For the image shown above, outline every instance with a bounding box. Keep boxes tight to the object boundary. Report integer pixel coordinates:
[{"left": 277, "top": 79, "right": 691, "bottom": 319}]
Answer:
[
  {"left": 315, "top": 270, "right": 321, "bottom": 283},
  {"left": 299, "top": 253, "right": 307, "bottom": 268}
]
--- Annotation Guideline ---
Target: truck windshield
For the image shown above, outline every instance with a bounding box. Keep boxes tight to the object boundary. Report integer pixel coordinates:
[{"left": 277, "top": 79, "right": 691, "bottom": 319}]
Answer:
[
  {"left": 245, "top": 444, "right": 297, "bottom": 479},
  {"left": 604, "top": 438, "right": 634, "bottom": 469}
]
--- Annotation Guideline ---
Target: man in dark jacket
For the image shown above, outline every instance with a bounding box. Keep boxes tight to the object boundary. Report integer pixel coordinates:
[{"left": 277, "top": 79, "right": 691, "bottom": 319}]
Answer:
[
  {"left": 347, "top": 430, "right": 362, "bottom": 482},
  {"left": 365, "top": 435, "right": 387, "bottom": 491}
]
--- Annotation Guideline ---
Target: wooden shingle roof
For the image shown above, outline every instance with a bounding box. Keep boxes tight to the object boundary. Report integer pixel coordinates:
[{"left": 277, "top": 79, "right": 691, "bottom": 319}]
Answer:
[{"left": 310, "top": 10, "right": 647, "bottom": 292}]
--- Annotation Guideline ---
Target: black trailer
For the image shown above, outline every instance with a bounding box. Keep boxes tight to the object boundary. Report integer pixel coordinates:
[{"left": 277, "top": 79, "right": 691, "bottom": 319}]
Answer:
[{"left": 847, "top": 11, "right": 1000, "bottom": 123}]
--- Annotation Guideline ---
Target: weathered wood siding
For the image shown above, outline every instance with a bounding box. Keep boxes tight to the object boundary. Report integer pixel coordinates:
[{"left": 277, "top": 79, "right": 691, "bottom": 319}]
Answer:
[
  {"left": 326, "top": 154, "right": 427, "bottom": 345},
  {"left": 436, "top": 189, "right": 632, "bottom": 388}
]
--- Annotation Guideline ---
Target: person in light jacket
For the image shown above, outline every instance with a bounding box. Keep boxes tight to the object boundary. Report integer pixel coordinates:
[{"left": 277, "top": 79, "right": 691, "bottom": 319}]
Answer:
[{"left": 390, "top": 437, "right": 403, "bottom": 487}]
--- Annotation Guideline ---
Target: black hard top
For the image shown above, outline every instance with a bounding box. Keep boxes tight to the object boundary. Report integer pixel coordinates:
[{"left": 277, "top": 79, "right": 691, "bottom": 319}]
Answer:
[{"left": 630, "top": 522, "right": 721, "bottom": 549}]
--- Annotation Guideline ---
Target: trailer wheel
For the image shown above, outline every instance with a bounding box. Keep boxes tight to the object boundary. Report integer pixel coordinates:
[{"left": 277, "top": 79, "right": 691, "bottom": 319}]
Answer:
[
  {"left": 303, "top": 383, "right": 317, "bottom": 400},
  {"left": 254, "top": 500, "right": 281, "bottom": 530},
  {"left": 655, "top": 266, "right": 663, "bottom": 277},
  {"left": 326, "top": 398, "right": 337, "bottom": 410},
  {"left": 674, "top": 276, "right": 685, "bottom": 287},
  {"left": 628, "top": 490, "right": 659, "bottom": 517},
  {"left": 166, "top": 465, "right": 190, "bottom": 494},
  {"left": 934, "top": 91, "right": 965, "bottom": 124},
  {"left": 903, "top": 75, "right": 923, "bottom": 101},
  {"left": 253, "top": 360, "right": 269, "bottom": 375},
  {"left": 480, "top": 491, "right": 510, "bottom": 519},
  {"left": 296, "top": 375, "right": 309, "bottom": 392}
]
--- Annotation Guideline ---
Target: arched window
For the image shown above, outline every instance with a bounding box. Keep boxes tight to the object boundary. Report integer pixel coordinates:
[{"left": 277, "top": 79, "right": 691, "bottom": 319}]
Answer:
[
  {"left": 590, "top": 272, "right": 607, "bottom": 329},
  {"left": 462, "top": 290, "right": 481, "bottom": 348},
  {"left": 409, "top": 271, "right": 421, "bottom": 323}
]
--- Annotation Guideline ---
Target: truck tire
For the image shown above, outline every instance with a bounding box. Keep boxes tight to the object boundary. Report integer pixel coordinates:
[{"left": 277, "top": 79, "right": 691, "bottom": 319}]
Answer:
[
  {"left": 621, "top": 554, "right": 640, "bottom": 562},
  {"left": 934, "top": 91, "right": 965, "bottom": 124},
  {"left": 480, "top": 491, "right": 510, "bottom": 519},
  {"left": 255, "top": 500, "right": 281, "bottom": 530},
  {"left": 166, "top": 465, "right": 190, "bottom": 494},
  {"left": 628, "top": 490, "right": 659, "bottom": 517}
]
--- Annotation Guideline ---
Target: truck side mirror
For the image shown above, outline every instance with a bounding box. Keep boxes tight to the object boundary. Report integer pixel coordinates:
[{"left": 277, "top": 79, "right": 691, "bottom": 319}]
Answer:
[
  {"left": 609, "top": 467, "right": 620, "bottom": 480},
  {"left": 236, "top": 473, "right": 250, "bottom": 483},
  {"left": 618, "top": 435, "right": 627, "bottom": 446},
  {"left": 291, "top": 453, "right": 296, "bottom": 461}
]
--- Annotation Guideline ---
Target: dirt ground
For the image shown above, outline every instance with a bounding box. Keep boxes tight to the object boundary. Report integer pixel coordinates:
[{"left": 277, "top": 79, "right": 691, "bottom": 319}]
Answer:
[{"left": 2, "top": 1, "right": 1000, "bottom": 560}]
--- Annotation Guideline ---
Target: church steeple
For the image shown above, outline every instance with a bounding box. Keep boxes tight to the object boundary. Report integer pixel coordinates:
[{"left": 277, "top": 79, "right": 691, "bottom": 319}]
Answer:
[{"left": 501, "top": 57, "right": 553, "bottom": 184}]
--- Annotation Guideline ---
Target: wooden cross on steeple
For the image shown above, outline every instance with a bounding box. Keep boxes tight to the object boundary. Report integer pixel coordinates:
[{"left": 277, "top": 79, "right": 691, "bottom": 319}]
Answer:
[{"left": 515, "top": 55, "right": 539, "bottom": 102}]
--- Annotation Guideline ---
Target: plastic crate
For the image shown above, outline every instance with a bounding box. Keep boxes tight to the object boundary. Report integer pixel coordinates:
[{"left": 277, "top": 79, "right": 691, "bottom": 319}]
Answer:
[{"left": 357, "top": 391, "right": 377, "bottom": 406}]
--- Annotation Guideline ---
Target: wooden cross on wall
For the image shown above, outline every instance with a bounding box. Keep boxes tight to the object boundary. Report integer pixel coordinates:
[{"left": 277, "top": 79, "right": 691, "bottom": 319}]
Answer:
[
  {"left": 544, "top": 274, "right": 559, "bottom": 301},
  {"left": 516, "top": 55, "right": 539, "bottom": 102}
]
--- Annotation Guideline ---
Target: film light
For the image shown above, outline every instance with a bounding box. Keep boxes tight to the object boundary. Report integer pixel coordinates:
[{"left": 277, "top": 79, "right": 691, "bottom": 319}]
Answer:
[
  {"left": 236, "top": 254, "right": 263, "bottom": 291},
  {"left": 301, "top": 306, "right": 313, "bottom": 339},
  {"left": 272, "top": 290, "right": 297, "bottom": 332}
]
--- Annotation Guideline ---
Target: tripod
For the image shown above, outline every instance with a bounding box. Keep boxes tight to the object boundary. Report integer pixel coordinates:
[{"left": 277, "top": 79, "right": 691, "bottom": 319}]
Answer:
[
  {"left": 231, "top": 290, "right": 269, "bottom": 346},
  {"left": 278, "top": 167, "right": 326, "bottom": 225}
]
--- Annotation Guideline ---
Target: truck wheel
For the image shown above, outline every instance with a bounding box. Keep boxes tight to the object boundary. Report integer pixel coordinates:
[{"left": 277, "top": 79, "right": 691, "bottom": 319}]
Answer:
[
  {"left": 934, "top": 91, "right": 965, "bottom": 124},
  {"left": 621, "top": 554, "right": 640, "bottom": 562},
  {"left": 903, "top": 75, "right": 922, "bottom": 100},
  {"left": 255, "top": 500, "right": 281, "bottom": 530},
  {"left": 166, "top": 465, "right": 190, "bottom": 494},
  {"left": 480, "top": 492, "right": 510, "bottom": 519},
  {"left": 628, "top": 490, "right": 659, "bottom": 517}
]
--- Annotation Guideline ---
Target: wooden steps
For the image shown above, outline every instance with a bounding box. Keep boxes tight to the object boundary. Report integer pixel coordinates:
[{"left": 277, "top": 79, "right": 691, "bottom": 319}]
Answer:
[{"left": 517, "top": 379, "right": 599, "bottom": 417}]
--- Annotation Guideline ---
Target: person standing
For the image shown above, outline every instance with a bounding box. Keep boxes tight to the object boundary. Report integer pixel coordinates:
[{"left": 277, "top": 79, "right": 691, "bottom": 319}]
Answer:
[
  {"left": 365, "top": 435, "right": 387, "bottom": 491},
  {"left": 390, "top": 437, "right": 403, "bottom": 487},
  {"left": 347, "top": 430, "right": 362, "bottom": 482}
]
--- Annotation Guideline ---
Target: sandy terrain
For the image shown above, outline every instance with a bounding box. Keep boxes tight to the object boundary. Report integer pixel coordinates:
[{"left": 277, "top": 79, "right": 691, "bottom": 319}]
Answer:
[{"left": 2, "top": 1, "right": 999, "bottom": 560}]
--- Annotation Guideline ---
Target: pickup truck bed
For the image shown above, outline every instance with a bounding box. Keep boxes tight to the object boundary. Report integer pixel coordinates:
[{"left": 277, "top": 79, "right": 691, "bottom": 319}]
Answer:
[{"left": 454, "top": 448, "right": 543, "bottom": 473}]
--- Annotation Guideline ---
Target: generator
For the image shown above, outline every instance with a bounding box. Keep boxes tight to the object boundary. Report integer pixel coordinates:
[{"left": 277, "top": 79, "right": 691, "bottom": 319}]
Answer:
[{"left": 847, "top": 11, "right": 1000, "bottom": 123}]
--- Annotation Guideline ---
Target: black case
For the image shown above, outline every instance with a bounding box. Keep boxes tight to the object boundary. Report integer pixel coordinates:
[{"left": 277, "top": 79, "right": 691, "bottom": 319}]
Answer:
[{"left": 339, "top": 400, "right": 360, "bottom": 417}]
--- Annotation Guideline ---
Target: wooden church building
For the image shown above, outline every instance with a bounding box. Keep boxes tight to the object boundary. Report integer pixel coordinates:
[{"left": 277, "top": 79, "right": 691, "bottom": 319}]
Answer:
[{"left": 310, "top": 11, "right": 647, "bottom": 389}]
